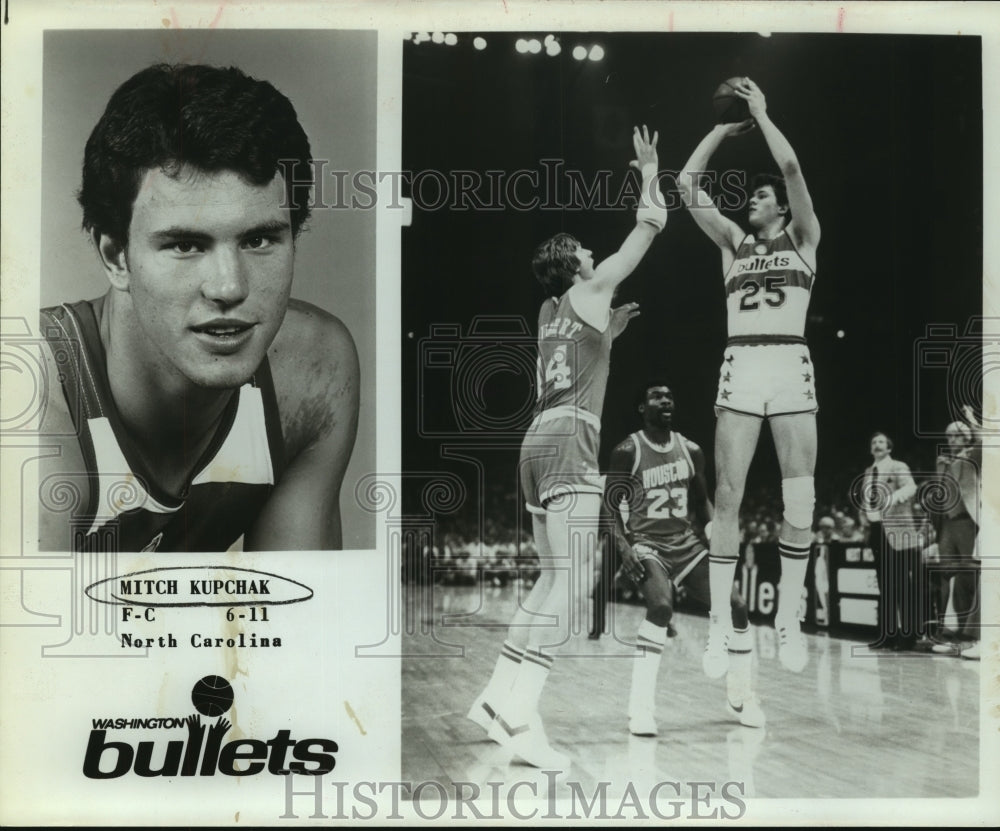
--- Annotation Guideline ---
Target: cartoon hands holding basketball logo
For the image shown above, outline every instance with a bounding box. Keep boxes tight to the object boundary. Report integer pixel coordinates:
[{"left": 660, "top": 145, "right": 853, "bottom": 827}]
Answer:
[{"left": 210, "top": 717, "right": 232, "bottom": 739}]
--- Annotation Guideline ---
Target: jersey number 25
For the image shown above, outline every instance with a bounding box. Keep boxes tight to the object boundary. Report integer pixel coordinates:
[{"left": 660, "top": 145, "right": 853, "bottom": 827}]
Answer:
[{"left": 739, "top": 276, "right": 787, "bottom": 311}]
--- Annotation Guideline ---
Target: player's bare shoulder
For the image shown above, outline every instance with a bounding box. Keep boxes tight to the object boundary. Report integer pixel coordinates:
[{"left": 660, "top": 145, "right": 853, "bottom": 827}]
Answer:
[
  {"left": 679, "top": 433, "right": 707, "bottom": 471},
  {"left": 680, "top": 434, "right": 703, "bottom": 455},
  {"left": 267, "top": 298, "right": 360, "bottom": 460},
  {"left": 607, "top": 434, "right": 638, "bottom": 472}
]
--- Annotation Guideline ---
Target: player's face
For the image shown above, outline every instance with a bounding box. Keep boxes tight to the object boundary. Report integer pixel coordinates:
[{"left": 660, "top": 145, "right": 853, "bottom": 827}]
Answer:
[
  {"left": 641, "top": 385, "right": 674, "bottom": 427},
  {"left": 748, "top": 185, "right": 785, "bottom": 229},
  {"left": 574, "top": 244, "right": 595, "bottom": 279},
  {"left": 120, "top": 167, "right": 295, "bottom": 390}
]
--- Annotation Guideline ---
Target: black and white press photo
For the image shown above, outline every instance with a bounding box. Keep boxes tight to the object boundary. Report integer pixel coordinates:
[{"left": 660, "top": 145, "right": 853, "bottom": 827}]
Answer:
[
  {"left": 0, "top": 2, "right": 996, "bottom": 827},
  {"left": 399, "top": 29, "right": 989, "bottom": 807}
]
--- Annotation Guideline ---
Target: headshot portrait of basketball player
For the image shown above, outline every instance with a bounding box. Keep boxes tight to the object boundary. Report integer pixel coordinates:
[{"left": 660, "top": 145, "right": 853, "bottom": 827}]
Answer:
[{"left": 37, "top": 62, "right": 360, "bottom": 553}]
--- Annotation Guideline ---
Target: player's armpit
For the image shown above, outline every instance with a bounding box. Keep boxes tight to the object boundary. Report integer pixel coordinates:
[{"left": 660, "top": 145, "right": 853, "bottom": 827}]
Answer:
[
  {"left": 247, "top": 302, "right": 360, "bottom": 551},
  {"left": 685, "top": 192, "right": 744, "bottom": 255},
  {"left": 780, "top": 165, "right": 820, "bottom": 252}
]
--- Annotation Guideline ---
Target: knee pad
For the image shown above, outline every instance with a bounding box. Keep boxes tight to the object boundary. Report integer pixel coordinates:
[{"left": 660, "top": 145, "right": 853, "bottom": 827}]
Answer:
[{"left": 782, "top": 476, "right": 815, "bottom": 530}]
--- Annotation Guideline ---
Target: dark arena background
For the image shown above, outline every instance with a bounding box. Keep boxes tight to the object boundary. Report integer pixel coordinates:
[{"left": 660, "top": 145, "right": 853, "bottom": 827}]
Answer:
[{"left": 399, "top": 31, "right": 984, "bottom": 800}]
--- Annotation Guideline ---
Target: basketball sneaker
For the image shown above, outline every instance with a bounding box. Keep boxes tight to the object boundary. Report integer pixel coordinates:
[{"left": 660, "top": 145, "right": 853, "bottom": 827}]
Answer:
[
  {"left": 959, "top": 641, "right": 980, "bottom": 661},
  {"left": 487, "top": 713, "right": 570, "bottom": 770},
  {"left": 726, "top": 695, "right": 766, "bottom": 728},
  {"left": 702, "top": 617, "right": 731, "bottom": 678},
  {"left": 775, "top": 620, "right": 808, "bottom": 672},
  {"left": 466, "top": 693, "right": 499, "bottom": 733},
  {"left": 628, "top": 709, "right": 658, "bottom": 737}
]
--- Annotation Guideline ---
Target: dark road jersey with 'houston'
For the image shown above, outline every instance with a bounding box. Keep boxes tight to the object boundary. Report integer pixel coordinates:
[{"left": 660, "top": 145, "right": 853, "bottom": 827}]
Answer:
[{"left": 622, "top": 430, "right": 703, "bottom": 556}]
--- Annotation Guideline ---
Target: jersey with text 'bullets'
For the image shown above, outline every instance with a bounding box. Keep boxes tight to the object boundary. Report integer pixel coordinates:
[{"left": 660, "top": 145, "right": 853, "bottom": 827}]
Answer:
[
  {"left": 724, "top": 230, "right": 815, "bottom": 337},
  {"left": 534, "top": 291, "right": 612, "bottom": 418},
  {"left": 40, "top": 301, "right": 284, "bottom": 553}
]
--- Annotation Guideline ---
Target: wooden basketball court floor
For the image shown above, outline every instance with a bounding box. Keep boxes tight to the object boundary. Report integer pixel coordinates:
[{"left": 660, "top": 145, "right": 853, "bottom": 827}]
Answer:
[{"left": 402, "top": 582, "right": 981, "bottom": 800}]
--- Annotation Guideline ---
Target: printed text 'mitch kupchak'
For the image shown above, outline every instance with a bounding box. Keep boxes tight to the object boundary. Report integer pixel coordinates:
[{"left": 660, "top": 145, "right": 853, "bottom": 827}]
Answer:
[{"left": 119, "top": 579, "right": 272, "bottom": 596}]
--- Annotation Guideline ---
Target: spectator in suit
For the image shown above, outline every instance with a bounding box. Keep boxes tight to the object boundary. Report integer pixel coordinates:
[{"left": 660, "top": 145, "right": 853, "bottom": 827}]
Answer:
[{"left": 857, "top": 432, "right": 925, "bottom": 651}]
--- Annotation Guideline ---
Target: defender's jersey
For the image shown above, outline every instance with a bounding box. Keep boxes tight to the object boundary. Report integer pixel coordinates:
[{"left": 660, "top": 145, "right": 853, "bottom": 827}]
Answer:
[
  {"left": 534, "top": 291, "right": 612, "bottom": 417},
  {"left": 724, "top": 230, "right": 815, "bottom": 337},
  {"left": 40, "top": 301, "right": 284, "bottom": 553},
  {"left": 624, "top": 430, "right": 700, "bottom": 551}
]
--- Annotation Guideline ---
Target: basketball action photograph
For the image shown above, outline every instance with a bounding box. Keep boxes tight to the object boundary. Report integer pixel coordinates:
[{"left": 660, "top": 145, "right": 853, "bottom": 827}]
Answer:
[{"left": 399, "top": 28, "right": 990, "bottom": 809}]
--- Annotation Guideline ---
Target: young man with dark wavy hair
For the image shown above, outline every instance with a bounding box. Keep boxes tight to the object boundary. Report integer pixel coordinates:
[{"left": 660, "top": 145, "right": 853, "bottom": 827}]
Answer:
[{"left": 38, "top": 64, "right": 359, "bottom": 553}]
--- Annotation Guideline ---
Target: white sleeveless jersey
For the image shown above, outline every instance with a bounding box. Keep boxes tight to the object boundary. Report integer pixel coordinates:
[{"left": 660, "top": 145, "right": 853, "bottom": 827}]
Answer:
[{"left": 723, "top": 230, "right": 815, "bottom": 338}]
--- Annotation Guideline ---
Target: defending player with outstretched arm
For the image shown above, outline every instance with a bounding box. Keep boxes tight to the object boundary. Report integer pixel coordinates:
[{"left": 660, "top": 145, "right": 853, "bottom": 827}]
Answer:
[
  {"left": 467, "top": 126, "right": 667, "bottom": 770},
  {"left": 677, "top": 78, "right": 821, "bottom": 676}
]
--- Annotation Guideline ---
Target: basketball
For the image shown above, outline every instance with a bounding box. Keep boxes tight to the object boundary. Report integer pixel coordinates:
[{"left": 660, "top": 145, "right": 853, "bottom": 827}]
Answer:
[
  {"left": 191, "top": 675, "right": 234, "bottom": 717},
  {"left": 712, "top": 77, "right": 750, "bottom": 124}
]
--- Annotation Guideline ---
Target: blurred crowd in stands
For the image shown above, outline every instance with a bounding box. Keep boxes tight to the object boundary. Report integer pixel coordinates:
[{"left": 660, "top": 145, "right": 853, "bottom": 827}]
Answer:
[{"left": 401, "top": 476, "right": 871, "bottom": 588}]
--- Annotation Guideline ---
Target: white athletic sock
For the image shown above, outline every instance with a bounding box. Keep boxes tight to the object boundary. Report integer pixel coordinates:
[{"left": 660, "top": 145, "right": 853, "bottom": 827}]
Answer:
[
  {"left": 726, "top": 626, "right": 753, "bottom": 704},
  {"left": 629, "top": 619, "right": 667, "bottom": 718},
  {"left": 483, "top": 640, "right": 524, "bottom": 702},
  {"left": 708, "top": 554, "right": 739, "bottom": 625},
  {"left": 505, "top": 648, "right": 553, "bottom": 725},
  {"left": 776, "top": 539, "right": 811, "bottom": 623}
]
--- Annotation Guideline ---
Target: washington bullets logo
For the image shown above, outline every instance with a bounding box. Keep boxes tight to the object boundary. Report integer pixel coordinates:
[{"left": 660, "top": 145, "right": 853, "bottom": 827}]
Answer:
[{"left": 83, "top": 676, "right": 338, "bottom": 779}]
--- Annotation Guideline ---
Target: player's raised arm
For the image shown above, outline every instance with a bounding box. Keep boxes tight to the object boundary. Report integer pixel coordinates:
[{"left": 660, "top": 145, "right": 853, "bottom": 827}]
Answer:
[
  {"left": 585, "top": 125, "right": 666, "bottom": 294},
  {"left": 677, "top": 123, "right": 751, "bottom": 254},
  {"left": 735, "top": 78, "right": 820, "bottom": 249}
]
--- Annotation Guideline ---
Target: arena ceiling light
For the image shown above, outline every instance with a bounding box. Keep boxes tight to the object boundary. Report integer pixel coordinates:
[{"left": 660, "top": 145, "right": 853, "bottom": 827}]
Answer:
[
  {"left": 572, "top": 45, "right": 587, "bottom": 60},
  {"left": 473, "top": 36, "right": 487, "bottom": 50},
  {"left": 588, "top": 44, "right": 605, "bottom": 61},
  {"left": 515, "top": 38, "right": 529, "bottom": 54}
]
